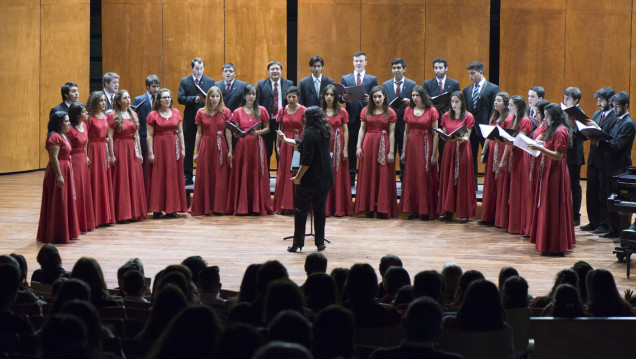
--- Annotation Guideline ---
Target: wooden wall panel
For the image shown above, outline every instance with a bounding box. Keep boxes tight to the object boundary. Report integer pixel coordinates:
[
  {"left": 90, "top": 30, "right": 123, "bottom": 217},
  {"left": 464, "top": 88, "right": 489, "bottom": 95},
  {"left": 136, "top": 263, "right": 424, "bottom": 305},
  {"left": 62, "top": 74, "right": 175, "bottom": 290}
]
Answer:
[
  {"left": 361, "top": 0, "right": 425, "bottom": 86},
  {"left": 297, "top": 0, "right": 361, "bottom": 88},
  {"left": 102, "top": 0, "right": 163, "bottom": 99},
  {"left": 163, "top": 0, "right": 225, "bottom": 115},
  {"left": 425, "top": 0, "right": 491, "bottom": 91},
  {"left": 0, "top": 1, "right": 40, "bottom": 173},
  {"left": 40, "top": 0, "right": 90, "bottom": 168},
  {"left": 225, "top": 0, "right": 287, "bottom": 87},
  {"left": 499, "top": 0, "right": 565, "bottom": 102}
]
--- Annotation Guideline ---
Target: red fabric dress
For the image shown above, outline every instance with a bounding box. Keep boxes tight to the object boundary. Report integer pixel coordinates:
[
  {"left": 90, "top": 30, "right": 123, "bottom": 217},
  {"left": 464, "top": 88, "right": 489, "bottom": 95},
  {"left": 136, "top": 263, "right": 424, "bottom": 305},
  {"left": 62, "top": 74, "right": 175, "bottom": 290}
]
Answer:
[
  {"left": 273, "top": 105, "right": 306, "bottom": 212},
  {"left": 107, "top": 113, "right": 148, "bottom": 221},
  {"left": 494, "top": 115, "right": 514, "bottom": 228},
  {"left": 67, "top": 123, "right": 95, "bottom": 233},
  {"left": 190, "top": 107, "right": 232, "bottom": 216},
  {"left": 400, "top": 106, "right": 439, "bottom": 216},
  {"left": 481, "top": 114, "right": 513, "bottom": 223},
  {"left": 523, "top": 124, "right": 547, "bottom": 236},
  {"left": 226, "top": 106, "right": 273, "bottom": 216},
  {"left": 87, "top": 113, "right": 116, "bottom": 226},
  {"left": 438, "top": 112, "right": 477, "bottom": 218},
  {"left": 506, "top": 117, "right": 533, "bottom": 234},
  {"left": 37, "top": 133, "right": 80, "bottom": 243},
  {"left": 325, "top": 109, "right": 353, "bottom": 216},
  {"left": 530, "top": 126, "right": 575, "bottom": 254},
  {"left": 354, "top": 108, "right": 398, "bottom": 218},
  {"left": 145, "top": 109, "right": 187, "bottom": 214}
]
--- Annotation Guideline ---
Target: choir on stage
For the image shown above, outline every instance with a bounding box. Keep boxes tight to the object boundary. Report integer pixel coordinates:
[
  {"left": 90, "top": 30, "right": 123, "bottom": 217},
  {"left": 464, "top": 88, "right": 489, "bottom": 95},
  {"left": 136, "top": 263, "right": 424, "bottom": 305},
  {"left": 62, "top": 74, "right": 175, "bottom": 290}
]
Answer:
[{"left": 37, "top": 54, "right": 636, "bottom": 256}]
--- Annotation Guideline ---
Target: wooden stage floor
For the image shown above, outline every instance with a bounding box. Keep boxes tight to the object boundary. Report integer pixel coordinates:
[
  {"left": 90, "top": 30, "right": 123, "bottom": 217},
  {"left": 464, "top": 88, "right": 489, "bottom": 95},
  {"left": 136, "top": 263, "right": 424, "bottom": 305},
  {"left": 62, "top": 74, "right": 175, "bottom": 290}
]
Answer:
[{"left": 1, "top": 171, "right": 634, "bottom": 297}]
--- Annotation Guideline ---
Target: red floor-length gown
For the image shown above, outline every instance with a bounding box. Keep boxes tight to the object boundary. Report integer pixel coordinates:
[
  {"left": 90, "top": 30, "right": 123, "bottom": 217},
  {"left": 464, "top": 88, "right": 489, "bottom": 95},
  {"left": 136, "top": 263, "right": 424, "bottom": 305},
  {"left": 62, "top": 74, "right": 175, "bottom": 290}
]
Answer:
[
  {"left": 494, "top": 115, "right": 514, "bottom": 228},
  {"left": 481, "top": 114, "right": 513, "bottom": 223},
  {"left": 190, "top": 107, "right": 232, "bottom": 216},
  {"left": 530, "top": 126, "right": 575, "bottom": 254},
  {"left": 37, "top": 133, "right": 80, "bottom": 243},
  {"left": 67, "top": 123, "right": 96, "bottom": 233},
  {"left": 438, "top": 112, "right": 477, "bottom": 218},
  {"left": 354, "top": 108, "right": 398, "bottom": 218},
  {"left": 226, "top": 106, "right": 274, "bottom": 216},
  {"left": 87, "top": 113, "right": 116, "bottom": 226},
  {"left": 400, "top": 106, "right": 439, "bottom": 216},
  {"left": 325, "top": 109, "right": 353, "bottom": 216},
  {"left": 523, "top": 124, "right": 547, "bottom": 236},
  {"left": 273, "top": 105, "right": 306, "bottom": 212},
  {"left": 506, "top": 117, "right": 533, "bottom": 234},
  {"left": 145, "top": 109, "right": 187, "bottom": 214},
  {"left": 108, "top": 113, "right": 148, "bottom": 221}
]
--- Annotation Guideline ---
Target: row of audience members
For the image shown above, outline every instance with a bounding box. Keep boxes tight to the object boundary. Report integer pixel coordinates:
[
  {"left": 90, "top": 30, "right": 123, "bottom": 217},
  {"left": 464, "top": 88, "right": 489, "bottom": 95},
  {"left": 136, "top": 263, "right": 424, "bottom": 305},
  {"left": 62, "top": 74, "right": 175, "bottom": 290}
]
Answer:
[{"left": 2, "top": 246, "right": 636, "bottom": 359}]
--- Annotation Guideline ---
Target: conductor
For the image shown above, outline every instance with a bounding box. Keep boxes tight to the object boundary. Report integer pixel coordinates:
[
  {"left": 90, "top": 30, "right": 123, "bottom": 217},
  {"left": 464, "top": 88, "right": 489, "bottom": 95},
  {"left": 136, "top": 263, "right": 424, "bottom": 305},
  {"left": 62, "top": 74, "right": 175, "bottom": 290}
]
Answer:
[{"left": 277, "top": 106, "right": 334, "bottom": 252}]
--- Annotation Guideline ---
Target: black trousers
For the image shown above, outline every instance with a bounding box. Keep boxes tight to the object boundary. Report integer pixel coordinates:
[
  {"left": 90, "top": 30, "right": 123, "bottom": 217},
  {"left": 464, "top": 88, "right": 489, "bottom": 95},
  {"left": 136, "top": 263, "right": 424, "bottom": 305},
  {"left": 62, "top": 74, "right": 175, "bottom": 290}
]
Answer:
[
  {"left": 263, "top": 119, "right": 279, "bottom": 171},
  {"left": 183, "top": 119, "right": 196, "bottom": 182},
  {"left": 347, "top": 120, "right": 361, "bottom": 186},
  {"left": 469, "top": 130, "right": 484, "bottom": 187},
  {"left": 395, "top": 121, "right": 405, "bottom": 181},
  {"left": 293, "top": 185, "right": 330, "bottom": 247},
  {"left": 567, "top": 161, "right": 582, "bottom": 221},
  {"left": 586, "top": 163, "right": 609, "bottom": 227}
]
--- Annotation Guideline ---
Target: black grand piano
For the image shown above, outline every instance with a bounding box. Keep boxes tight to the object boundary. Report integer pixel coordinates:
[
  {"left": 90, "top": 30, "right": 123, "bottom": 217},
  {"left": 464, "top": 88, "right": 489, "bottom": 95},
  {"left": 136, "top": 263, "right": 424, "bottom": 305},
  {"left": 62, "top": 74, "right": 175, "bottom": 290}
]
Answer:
[{"left": 609, "top": 166, "right": 636, "bottom": 277}]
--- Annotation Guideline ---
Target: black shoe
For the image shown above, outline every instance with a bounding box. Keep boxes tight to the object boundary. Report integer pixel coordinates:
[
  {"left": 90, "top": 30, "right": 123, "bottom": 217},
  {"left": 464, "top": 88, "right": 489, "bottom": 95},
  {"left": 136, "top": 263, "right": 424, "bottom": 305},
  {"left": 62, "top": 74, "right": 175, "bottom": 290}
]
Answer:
[
  {"left": 377, "top": 212, "right": 387, "bottom": 219},
  {"left": 613, "top": 238, "right": 622, "bottom": 243},
  {"left": 185, "top": 179, "right": 194, "bottom": 186},
  {"left": 153, "top": 212, "right": 164, "bottom": 219},
  {"left": 573, "top": 218, "right": 580, "bottom": 226},
  {"left": 420, "top": 214, "right": 429, "bottom": 221},
  {"left": 165, "top": 212, "right": 177, "bottom": 218},
  {"left": 287, "top": 245, "right": 303, "bottom": 253},
  {"left": 365, "top": 211, "right": 374, "bottom": 218},
  {"left": 580, "top": 223, "right": 597, "bottom": 231},
  {"left": 599, "top": 232, "right": 618, "bottom": 238},
  {"left": 593, "top": 225, "right": 609, "bottom": 234},
  {"left": 316, "top": 245, "right": 326, "bottom": 251},
  {"left": 478, "top": 220, "right": 494, "bottom": 226},
  {"left": 408, "top": 213, "right": 419, "bottom": 220}
]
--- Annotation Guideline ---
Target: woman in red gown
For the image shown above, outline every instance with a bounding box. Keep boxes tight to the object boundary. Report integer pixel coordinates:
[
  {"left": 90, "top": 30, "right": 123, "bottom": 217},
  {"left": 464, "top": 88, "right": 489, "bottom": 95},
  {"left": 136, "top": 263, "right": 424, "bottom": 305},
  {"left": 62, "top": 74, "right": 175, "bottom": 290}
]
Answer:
[
  {"left": 354, "top": 86, "right": 398, "bottom": 219},
  {"left": 37, "top": 111, "right": 80, "bottom": 243},
  {"left": 528, "top": 103, "right": 575, "bottom": 255},
  {"left": 86, "top": 91, "right": 115, "bottom": 226},
  {"left": 437, "top": 91, "right": 477, "bottom": 223},
  {"left": 226, "top": 85, "right": 273, "bottom": 216},
  {"left": 66, "top": 103, "right": 95, "bottom": 233},
  {"left": 479, "top": 92, "right": 510, "bottom": 226},
  {"left": 399, "top": 85, "right": 439, "bottom": 220},
  {"left": 145, "top": 89, "right": 187, "bottom": 218},
  {"left": 523, "top": 100, "right": 549, "bottom": 237},
  {"left": 321, "top": 84, "right": 352, "bottom": 216},
  {"left": 273, "top": 86, "right": 306, "bottom": 214},
  {"left": 107, "top": 90, "right": 148, "bottom": 222},
  {"left": 502, "top": 96, "right": 533, "bottom": 234},
  {"left": 190, "top": 86, "right": 232, "bottom": 216}
]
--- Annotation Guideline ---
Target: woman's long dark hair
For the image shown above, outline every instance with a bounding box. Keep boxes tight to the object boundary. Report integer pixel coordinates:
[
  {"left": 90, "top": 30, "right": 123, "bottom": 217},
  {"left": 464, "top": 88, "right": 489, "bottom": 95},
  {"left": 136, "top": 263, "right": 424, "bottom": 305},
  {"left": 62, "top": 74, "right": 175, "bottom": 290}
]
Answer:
[
  {"left": 152, "top": 88, "right": 174, "bottom": 111},
  {"left": 320, "top": 84, "right": 341, "bottom": 115},
  {"left": 303, "top": 106, "right": 332, "bottom": 138},
  {"left": 86, "top": 91, "right": 105, "bottom": 116},
  {"left": 455, "top": 279, "right": 505, "bottom": 331},
  {"left": 509, "top": 95, "right": 527, "bottom": 135},
  {"left": 366, "top": 86, "right": 389, "bottom": 119},
  {"left": 586, "top": 269, "right": 635, "bottom": 317},
  {"left": 448, "top": 91, "right": 466, "bottom": 121},
  {"left": 551, "top": 284, "right": 585, "bottom": 318},
  {"left": 240, "top": 85, "right": 260, "bottom": 118},
  {"left": 113, "top": 90, "right": 139, "bottom": 130},
  {"left": 409, "top": 85, "right": 434, "bottom": 109},
  {"left": 68, "top": 102, "right": 85, "bottom": 127},
  {"left": 543, "top": 103, "right": 573, "bottom": 147},
  {"left": 47, "top": 111, "right": 68, "bottom": 140},
  {"left": 489, "top": 92, "right": 510, "bottom": 125}
]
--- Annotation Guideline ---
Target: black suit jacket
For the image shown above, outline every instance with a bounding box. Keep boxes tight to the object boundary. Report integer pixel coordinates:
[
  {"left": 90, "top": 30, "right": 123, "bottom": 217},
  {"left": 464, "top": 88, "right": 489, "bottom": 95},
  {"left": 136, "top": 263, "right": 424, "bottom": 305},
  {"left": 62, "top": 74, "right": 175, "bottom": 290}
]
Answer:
[
  {"left": 462, "top": 81, "right": 500, "bottom": 138},
  {"left": 566, "top": 105, "right": 587, "bottom": 167},
  {"left": 257, "top": 78, "right": 294, "bottom": 118},
  {"left": 598, "top": 113, "right": 636, "bottom": 176},
  {"left": 423, "top": 77, "right": 461, "bottom": 116},
  {"left": 103, "top": 90, "right": 115, "bottom": 111},
  {"left": 382, "top": 77, "right": 417, "bottom": 124},
  {"left": 177, "top": 75, "right": 215, "bottom": 124},
  {"left": 50, "top": 102, "right": 69, "bottom": 120},
  {"left": 298, "top": 75, "right": 334, "bottom": 107},
  {"left": 132, "top": 93, "right": 153, "bottom": 145},
  {"left": 587, "top": 109, "right": 617, "bottom": 169},
  {"left": 369, "top": 343, "right": 464, "bottom": 359},
  {"left": 215, "top": 79, "right": 247, "bottom": 112},
  {"left": 341, "top": 72, "right": 378, "bottom": 124}
]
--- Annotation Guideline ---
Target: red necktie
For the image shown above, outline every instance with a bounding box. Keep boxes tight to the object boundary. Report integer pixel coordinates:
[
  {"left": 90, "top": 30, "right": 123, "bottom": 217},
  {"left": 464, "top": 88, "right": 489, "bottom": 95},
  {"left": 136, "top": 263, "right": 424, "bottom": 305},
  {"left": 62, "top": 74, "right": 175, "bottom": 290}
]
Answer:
[
  {"left": 600, "top": 112, "right": 606, "bottom": 124},
  {"left": 195, "top": 78, "right": 199, "bottom": 86},
  {"left": 356, "top": 73, "right": 362, "bottom": 86},
  {"left": 439, "top": 80, "right": 443, "bottom": 94},
  {"left": 226, "top": 82, "right": 231, "bottom": 93},
  {"left": 273, "top": 82, "right": 279, "bottom": 114},
  {"left": 395, "top": 81, "right": 402, "bottom": 97},
  {"left": 110, "top": 95, "right": 114, "bottom": 106}
]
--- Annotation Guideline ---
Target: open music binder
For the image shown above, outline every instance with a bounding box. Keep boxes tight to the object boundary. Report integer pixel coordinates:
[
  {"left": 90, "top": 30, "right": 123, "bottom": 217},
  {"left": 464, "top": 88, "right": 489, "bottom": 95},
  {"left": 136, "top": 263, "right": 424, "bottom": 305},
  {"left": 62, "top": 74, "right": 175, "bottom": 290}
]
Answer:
[
  {"left": 434, "top": 125, "right": 468, "bottom": 140},
  {"left": 225, "top": 121, "right": 261, "bottom": 138}
]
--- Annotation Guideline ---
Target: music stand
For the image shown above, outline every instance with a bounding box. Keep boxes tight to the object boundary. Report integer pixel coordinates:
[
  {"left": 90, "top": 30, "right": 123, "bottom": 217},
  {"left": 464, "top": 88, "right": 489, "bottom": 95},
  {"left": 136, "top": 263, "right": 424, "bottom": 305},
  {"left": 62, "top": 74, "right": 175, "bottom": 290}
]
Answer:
[{"left": 283, "top": 210, "right": 331, "bottom": 243}]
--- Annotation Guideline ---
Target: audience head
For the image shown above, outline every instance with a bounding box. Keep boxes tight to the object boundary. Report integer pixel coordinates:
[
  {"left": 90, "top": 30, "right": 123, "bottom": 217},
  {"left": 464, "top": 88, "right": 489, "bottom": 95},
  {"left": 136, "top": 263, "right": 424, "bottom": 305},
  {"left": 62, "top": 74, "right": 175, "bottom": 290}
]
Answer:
[
  {"left": 379, "top": 254, "right": 403, "bottom": 279},
  {"left": 264, "top": 279, "right": 304, "bottom": 323},
  {"left": 383, "top": 266, "right": 411, "bottom": 299},
  {"left": 548, "top": 268, "right": 579, "bottom": 298},
  {"left": 304, "top": 273, "right": 337, "bottom": 313},
  {"left": 68, "top": 102, "right": 87, "bottom": 127},
  {"left": 138, "top": 284, "right": 188, "bottom": 344},
  {"left": 71, "top": 257, "right": 110, "bottom": 302},
  {"left": 572, "top": 260, "right": 593, "bottom": 302},
  {"left": 413, "top": 270, "right": 444, "bottom": 304},
  {"left": 456, "top": 279, "right": 505, "bottom": 331},
  {"left": 102, "top": 72, "right": 120, "bottom": 93},
  {"left": 586, "top": 268, "right": 635, "bottom": 316},
  {"left": 0, "top": 263, "right": 21, "bottom": 310},
  {"left": 304, "top": 252, "right": 328, "bottom": 276},
  {"left": 312, "top": 305, "right": 355, "bottom": 359},
  {"left": 39, "top": 314, "right": 88, "bottom": 359},
  {"left": 156, "top": 270, "right": 192, "bottom": 302},
  {"left": 36, "top": 244, "right": 63, "bottom": 272},
  {"left": 441, "top": 262, "right": 463, "bottom": 303},
  {"left": 122, "top": 269, "right": 146, "bottom": 297},
  {"left": 455, "top": 270, "right": 485, "bottom": 304},
  {"left": 268, "top": 309, "right": 312, "bottom": 349},
  {"left": 346, "top": 263, "right": 379, "bottom": 302},
  {"left": 501, "top": 276, "right": 529, "bottom": 309},
  {"left": 256, "top": 260, "right": 289, "bottom": 297},
  {"left": 59, "top": 299, "right": 102, "bottom": 348},
  {"left": 215, "top": 323, "right": 264, "bottom": 359},
  {"left": 393, "top": 285, "right": 415, "bottom": 309},
  {"left": 552, "top": 283, "right": 585, "bottom": 318},
  {"left": 239, "top": 263, "right": 262, "bottom": 303},
  {"left": 61, "top": 81, "right": 79, "bottom": 103},
  {"left": 9, "top": 253, "right": 28, "bottom": 285},
  {"left": 498, "top": 266, "right": 519, "bottom": 291},
  {"left": 181, "top": 255, "right": 207, "bottom": 284},
  {"left": 86, "top": 91, "right": 107, "bottom": 115},
  {"left": 198, "top": 265, "right": 222, "bottom": 294},
  {"left": 51, "top": 278, "right": 91, "bottom": 313},
  {"left": 403, "top": 296, "right": 444, "bottom": 342},
  {"left": 330, "top": 267, "right": 349, "bottom": 301},
  {"left": 253, "top": 341, "right": 313, "bottom": 359}
]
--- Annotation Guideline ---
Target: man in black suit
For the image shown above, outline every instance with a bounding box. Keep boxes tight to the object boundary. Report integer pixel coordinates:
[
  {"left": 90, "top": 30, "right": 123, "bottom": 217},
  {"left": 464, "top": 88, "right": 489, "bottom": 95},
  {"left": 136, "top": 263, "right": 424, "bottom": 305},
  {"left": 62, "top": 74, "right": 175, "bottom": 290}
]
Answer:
[
  {"left": 257, "top": 60, "right": 294, "bottom": 170},
  {"left": 50, "top": 82, "right": 79, "bottom": 119},
  {"left": 369, "top": 297, "right": 463, "bottom": 359},
  {"left": 580, "top": 87, "right": 616, "bottom": 234},
  {"left": 462, "top": 61, "right": 500, "bottom": 184},
  {"left": 592, "top": 91, "right": 636, "bottom": 240},
  {"left": 382, "top": 58, "right": 416, "bottom": 181},
  {"left": 341, "top": 51, "right": 378, "bottom": 186},
  {"left": 216, "top": 63, "right": 247, "bottom": 112},
  {"left": 562, "top": 87, "right": 586, "bottom": 226},
  {"left": 423, "top": 57, "right": 461, "bottom": 161},
  {"left": 102, "top": 72, "right": 120, "bottom": 114},
  {"left": 178, "top": 57, "right": 215, "bottom": 185},
  {"left": 132, "top": 74, "right": 161, "bottom": 175},
  {"left": 298, "top": 55, "right": 333, "bottom": 107}
]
